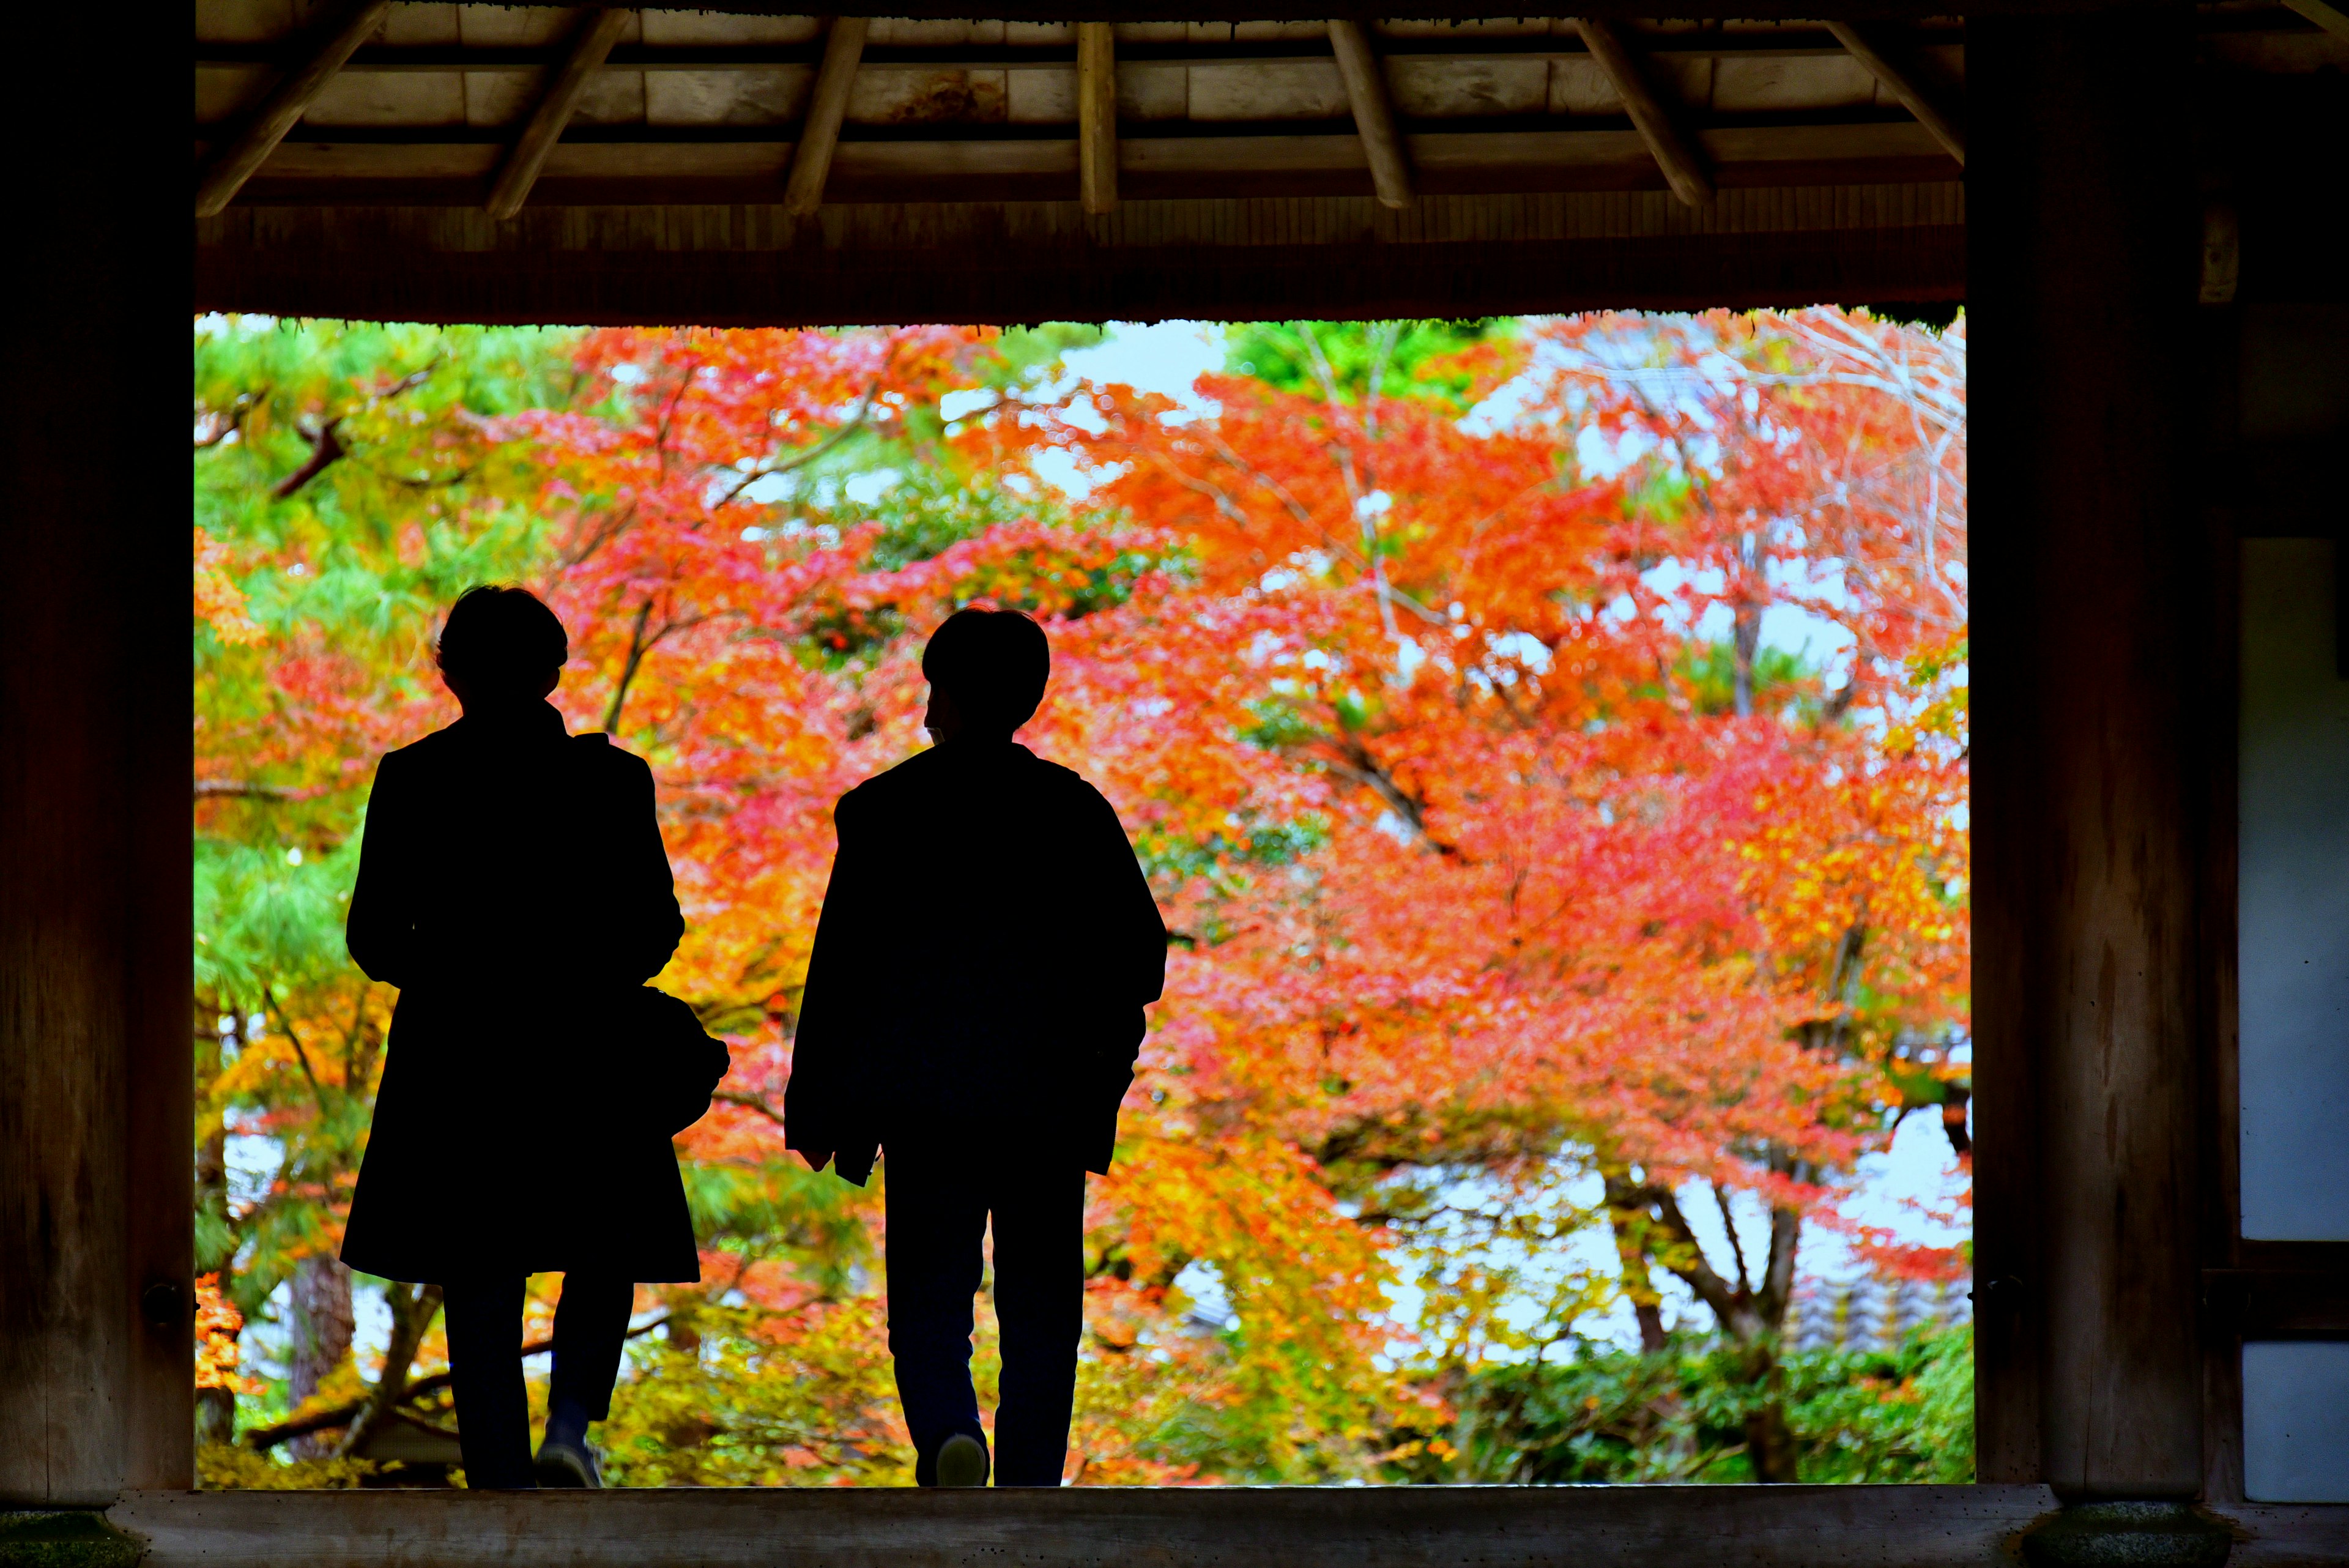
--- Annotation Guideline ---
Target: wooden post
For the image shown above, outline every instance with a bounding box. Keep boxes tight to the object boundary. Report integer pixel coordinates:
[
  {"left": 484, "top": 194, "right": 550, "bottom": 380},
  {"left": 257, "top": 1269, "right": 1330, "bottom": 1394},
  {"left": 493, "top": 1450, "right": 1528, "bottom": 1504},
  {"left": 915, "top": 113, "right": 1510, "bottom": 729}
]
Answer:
[
  {"left": 486, "top": 8, "right": 629, "bottom": 221},
  {"left": 1328, "top": 20, "right": 1411, "bottom": 210},
  {"left": 6, "top": 12, "right": 190, "bottom": 1510},
  {"left": 1076, "top": 23, "right": 1118, "bottom": 215},
  {"left": 1970, "top": 10, "right": 2210, "bottom": 1510},
  {"left": 783, "top": 16, "right": 869, "bottom": 220},
  {"left": 194, "top": 0, "right": 390, "bottom": 217},
  {"left": 1572, "top": 18, "right": 1712, "bottom": 207},
  {"left": 1825, "top": 23, "right": 1964, "bottom": 166}
]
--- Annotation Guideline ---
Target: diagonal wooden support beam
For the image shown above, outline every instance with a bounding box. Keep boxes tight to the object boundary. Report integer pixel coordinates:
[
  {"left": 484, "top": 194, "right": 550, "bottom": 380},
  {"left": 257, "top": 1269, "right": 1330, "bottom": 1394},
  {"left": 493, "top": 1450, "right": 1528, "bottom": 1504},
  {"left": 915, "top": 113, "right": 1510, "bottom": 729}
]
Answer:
[
  {"left": 194, "top": 0, "right": 390, "bottom": 217},
  {"left": 1572, "top": 17, "right": 1712, "bottom": 207},
  {"left": 784, "top": 16, "right": 870, "bottom": 219},
  {"left": 486, "top": 7, "right": 630, "bottom": 221},
  {"left": 1329, "top": 19, "right": 1412, "bottom": 210},
  {"left": 1077, "top": 22, "right": 1118, "bottom": 215},
  {"left": 2282, "top": 0, "right": 2349, "bottom": 40},
  {"left": 1827, "top": 22, "right": 1964, "bottom": 166}
]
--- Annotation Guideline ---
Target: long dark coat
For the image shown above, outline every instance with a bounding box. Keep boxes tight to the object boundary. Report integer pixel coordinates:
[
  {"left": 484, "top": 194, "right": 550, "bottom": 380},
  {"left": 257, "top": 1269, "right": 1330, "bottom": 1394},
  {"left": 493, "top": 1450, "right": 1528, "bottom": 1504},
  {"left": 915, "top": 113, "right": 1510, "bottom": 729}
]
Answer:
[
  {"left": 783, "top": 740, "right": 1168, "bottom": 1185},
  {"left": 340, "top": 700, "right": 697, "bottom": 1284}
]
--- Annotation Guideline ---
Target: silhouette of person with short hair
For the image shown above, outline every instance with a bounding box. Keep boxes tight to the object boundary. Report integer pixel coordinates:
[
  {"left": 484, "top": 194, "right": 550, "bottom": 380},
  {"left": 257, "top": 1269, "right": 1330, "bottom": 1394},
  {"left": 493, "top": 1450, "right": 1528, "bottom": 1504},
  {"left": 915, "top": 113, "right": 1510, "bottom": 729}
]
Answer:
[
  {"left": 787, "top": 607, "right": 1168, "bottom": 1487},
  {"left": 343, "top": 584, "right": 694, "bottom": 1488}
]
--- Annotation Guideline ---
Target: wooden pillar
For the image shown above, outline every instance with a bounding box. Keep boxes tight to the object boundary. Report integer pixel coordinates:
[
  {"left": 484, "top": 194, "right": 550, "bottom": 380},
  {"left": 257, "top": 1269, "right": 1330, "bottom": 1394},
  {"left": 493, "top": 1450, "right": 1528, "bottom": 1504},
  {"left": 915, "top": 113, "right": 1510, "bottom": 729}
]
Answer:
[
  {"left": 1969, "top": 9, "right": 2212, "bottom": 1512},
  {"left": 0, "top": 13, "right": 189, "bottom": 1508}
]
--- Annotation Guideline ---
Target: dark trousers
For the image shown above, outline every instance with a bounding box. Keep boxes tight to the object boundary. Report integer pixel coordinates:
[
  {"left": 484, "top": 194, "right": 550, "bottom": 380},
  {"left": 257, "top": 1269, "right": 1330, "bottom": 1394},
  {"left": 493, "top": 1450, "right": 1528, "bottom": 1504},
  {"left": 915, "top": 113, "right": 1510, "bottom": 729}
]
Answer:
[
  {"left": 884, "top": 1148, "right": 1086, "bottom": 1487},
  {"left": 441, "top": 1273, "right": 633, "bottom": 1488}
]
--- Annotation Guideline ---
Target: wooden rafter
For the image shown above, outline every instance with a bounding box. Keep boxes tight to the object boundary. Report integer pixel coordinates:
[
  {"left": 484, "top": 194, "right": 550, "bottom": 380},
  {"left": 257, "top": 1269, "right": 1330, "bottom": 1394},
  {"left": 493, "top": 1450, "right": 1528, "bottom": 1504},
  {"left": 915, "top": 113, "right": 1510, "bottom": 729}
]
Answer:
[
  {"left": 486, "top": 8, "right": 631, "bottom": 221},
  {"left": 1329, "top": 20, "right": 1413, "bottom": 210},
  {"left": 1570, "top": 17, "right": 1712, "bottom": 207},
  {"left": 193, "top": 0, "right": 389, "bottom": 217},
  {"left": 1077, "top": 22, "right": 1118, "bottom": 215},
  {"left": 783, "top": 16, "right": 870, "bottom": 218},
  {"left": 2283, "top": 0, "right": 2349, "bottom": 41},
  {"left": 1826, "top": 22, "right": 1964, "bottom": 166}
]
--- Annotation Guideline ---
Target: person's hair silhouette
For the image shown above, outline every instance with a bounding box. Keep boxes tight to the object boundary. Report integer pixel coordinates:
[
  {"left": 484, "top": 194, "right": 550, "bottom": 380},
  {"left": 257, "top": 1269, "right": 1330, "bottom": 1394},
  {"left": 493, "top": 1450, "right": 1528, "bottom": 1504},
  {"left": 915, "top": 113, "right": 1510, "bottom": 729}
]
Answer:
[
  {"left": 919, "top": 605, "right": 1049, "bottom": 738},
  {"left": 435, "top": 584, "right": 568, "bottom": 708},
  {"left": 785, "top": 606, "right": 1168, "bottom": 1488},
  {"left": 341, "top": 584, "right": 694, "bottom": 1490}
]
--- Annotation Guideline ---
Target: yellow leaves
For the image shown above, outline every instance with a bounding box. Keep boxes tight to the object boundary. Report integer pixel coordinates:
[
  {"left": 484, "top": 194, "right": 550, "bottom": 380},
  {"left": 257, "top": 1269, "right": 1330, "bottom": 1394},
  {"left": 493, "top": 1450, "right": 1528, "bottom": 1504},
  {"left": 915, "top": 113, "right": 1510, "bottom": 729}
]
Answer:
[
  {"left": 197, "top": 1444, "right": 376, "bottom": 1490},
  {"left": 193, "top": 529, "right": 266, "bottom": 645}
]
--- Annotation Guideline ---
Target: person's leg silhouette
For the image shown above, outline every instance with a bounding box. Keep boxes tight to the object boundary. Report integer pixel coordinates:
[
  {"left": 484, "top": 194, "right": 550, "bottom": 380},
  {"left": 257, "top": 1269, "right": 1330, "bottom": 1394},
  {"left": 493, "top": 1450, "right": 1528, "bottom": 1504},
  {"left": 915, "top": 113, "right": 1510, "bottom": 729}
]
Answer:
[
  {"left": 540, "top": 1273, "right": 633, "bottom": 1485},
  {"left": 883, "top": 1146, "right": 990, "bottom": 1485},
  {"left": 989, "top": 1162, "right": 1086, "bottom": 1487},
  {"left": 442, "top": 1275, "right": 534, "bottom": 1488}
]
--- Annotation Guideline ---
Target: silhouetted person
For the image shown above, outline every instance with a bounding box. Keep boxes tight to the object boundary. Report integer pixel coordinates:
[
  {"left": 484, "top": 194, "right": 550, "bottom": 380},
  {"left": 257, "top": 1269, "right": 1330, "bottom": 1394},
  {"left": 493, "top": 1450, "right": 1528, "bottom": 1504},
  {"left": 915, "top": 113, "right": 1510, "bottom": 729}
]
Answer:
[
  {"left": 786, "top": 608, "right": 1167, "bottom": 1487},
  {"left": 342, "top": 585, "right": 693, "bottom": 1488}
]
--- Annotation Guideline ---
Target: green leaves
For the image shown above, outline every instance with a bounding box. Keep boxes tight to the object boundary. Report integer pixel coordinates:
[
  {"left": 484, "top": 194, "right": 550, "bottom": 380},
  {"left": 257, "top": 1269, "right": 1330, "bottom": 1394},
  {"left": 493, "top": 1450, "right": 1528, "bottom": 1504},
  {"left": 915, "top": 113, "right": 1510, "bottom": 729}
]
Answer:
[
  {"left": 1223, "top": 320, "right": 1511, "bottom": 411},
  {"left": 1416, "top": 1325, "right": 1974, "bottom": 1484}
]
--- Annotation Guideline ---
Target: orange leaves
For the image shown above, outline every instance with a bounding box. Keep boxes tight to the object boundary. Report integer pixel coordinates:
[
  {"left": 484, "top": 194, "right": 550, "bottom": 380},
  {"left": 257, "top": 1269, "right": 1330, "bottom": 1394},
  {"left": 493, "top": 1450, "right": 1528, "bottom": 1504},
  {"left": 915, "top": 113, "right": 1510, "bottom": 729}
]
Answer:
[
  {"left": 196, "top": 314, "right": 1968, "bottom": 1474},
  {"left": 195, "top": 1272, "right": 259, "bottom": 1394},
  {"left": 1017, "top": 316, "right": 1970, "bottom": 1279}
]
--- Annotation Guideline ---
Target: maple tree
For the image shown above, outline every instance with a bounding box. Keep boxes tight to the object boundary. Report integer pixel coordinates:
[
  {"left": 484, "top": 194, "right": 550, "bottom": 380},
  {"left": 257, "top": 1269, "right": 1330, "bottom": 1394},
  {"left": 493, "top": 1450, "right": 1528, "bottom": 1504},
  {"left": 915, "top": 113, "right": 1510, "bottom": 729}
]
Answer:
[
  {"left": 191, "top": 307, "right": 1966, "bottom": 1487},
  {"left": 985, "top": 310, "right": 1969, "bottom": 1480}
]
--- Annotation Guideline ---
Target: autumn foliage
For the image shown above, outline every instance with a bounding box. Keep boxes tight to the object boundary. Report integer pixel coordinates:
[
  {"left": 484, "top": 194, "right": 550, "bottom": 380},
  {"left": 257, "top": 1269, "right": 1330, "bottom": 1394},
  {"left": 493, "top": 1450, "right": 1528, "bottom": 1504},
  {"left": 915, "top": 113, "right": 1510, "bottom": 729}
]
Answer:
[{"left": 193, "top": 309, "right": 1967, "bottom": 1485}]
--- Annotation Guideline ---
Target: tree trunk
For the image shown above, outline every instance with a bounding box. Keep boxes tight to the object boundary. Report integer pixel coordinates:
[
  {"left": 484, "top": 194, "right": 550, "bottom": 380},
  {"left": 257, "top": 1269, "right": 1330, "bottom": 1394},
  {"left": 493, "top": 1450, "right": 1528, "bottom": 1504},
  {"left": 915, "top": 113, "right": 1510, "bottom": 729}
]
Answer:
[
  {"left": 195, "top": 1387, "right": 238, "bottom": 1449},
  {"left": 286, "top": 1255, "right": 354, "bottom": 1459},
  {"left": 1617, "top": 1178, "right": 1806, "bottom": 1480},
  {"left": 1740, "top": 1339, "right": 1800, "bottom": 1482},
  {"left": 1732, "top": 601, "right": 1762, "bottom": 718},
  {"left": 338, "top": 1281, "right": 442, "bottom": 1460},
  {"left": 1601, "top": 1169, "right": 1670, "bottom": 1353}
]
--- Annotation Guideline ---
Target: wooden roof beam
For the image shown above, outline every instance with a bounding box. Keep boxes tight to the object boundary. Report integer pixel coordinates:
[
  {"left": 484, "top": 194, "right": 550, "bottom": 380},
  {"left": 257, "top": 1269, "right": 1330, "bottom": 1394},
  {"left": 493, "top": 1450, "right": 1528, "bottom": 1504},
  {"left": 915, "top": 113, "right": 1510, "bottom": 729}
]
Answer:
[
  {"left": 1826, "top": 22, "right": 1964, "bottom": 166},
  {"left": 193, "top": 0, "right": 389, "bottom": 216},
  {"left": 485, "top": 8, "right": 631, "bottom": 221},
  {"left": 1570, "top": 17, "right": 1712, "bottom": 207},
  {"left": 783, "top": 16, "right": 870, "bottom": 218},
  {"left": 1329, "top": 20, "right": 1413, "bottom": 210},
  {"left": 1078, "top": 22, "right": 1117, "bottom": 214},
  {"left": 2283, "top": 0, "right": 2349, "bottom": 41}
]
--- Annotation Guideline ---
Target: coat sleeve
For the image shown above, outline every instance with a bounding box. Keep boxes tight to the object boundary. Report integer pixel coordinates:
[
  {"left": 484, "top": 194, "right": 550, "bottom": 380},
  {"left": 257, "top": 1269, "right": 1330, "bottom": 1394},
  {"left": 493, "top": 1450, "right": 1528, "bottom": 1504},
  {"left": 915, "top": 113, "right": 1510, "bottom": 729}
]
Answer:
[
  {"left": 783, "top": 789, "right": 881, "bottom": 1184},
  {"left": 613, "top": 750, "right": 686, "bottom": 984},
  {"left": 1071, "top": 786, "right": 1167, "bottom": 1175},
  {"left": 1090, "top": 787, "right": 1168, "bottom": 1015},
  {"left": 346, "top": 751, "right": 417, "bottom": 989}
]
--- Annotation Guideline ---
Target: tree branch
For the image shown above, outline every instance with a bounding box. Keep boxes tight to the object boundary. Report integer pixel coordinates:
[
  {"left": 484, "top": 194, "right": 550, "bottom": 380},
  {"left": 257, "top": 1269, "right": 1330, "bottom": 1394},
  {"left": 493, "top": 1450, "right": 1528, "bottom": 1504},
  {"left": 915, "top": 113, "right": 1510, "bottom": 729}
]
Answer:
[
  {"left": 1321, "top": 735, "right": 1459, "bottom": 857},
  {"left": 264, "top": 990, "right": 333, "bottom": 1115},
  {"left": 333, "top": 1280, "right": 440, "bottom": 1458},
  {"left": 714, "top": 380, "right": 882, "bottom": 507},
  {"left": 250, "top": 1308, "right": 669, "bottom": 1454},
  {"left": 195, "top": 779, "right": 298, "bottom": 801},
  {"left": 271, "top": 418, "right": 346, "bottom": 501},
  {"left": 601, "top": 596, "right": 659, "bottom": 734},
  {"left": 711, "top": 1088, "right": 785, "bottom": 1127}
]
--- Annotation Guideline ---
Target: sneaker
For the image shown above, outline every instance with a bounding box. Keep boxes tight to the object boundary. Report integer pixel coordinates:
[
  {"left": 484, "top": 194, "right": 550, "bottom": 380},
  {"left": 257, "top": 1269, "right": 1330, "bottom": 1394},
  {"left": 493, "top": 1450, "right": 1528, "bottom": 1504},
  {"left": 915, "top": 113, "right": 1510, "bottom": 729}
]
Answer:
[
  {"left": 934, "top": 1432, "right": 989, "bottom": 1487},
  {"left": 535, "top": 1437, "right": 603, "bottom": 1488}
]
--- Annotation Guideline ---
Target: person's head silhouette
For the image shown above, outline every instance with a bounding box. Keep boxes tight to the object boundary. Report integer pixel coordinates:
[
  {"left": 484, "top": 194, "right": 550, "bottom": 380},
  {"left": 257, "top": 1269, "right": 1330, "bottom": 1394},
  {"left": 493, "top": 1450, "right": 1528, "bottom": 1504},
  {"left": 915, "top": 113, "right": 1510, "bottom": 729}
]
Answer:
[
  {"left": 921, "top": 608, "right": 1048, "bottom": 746},
  {"left": 437, "top": 585, "right": 568, "bottom": 716}
]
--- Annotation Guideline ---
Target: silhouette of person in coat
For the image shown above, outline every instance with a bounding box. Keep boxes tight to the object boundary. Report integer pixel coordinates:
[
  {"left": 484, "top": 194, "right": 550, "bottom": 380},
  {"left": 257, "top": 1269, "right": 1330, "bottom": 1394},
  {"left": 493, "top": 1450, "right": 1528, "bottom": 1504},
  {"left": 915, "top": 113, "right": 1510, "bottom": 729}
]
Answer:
[
  {"left": 785, "top": 608, "right": 1168, "bottom": 1487},
  {"left": 341, "top": 585, "right": 693, "bottom": 1488}
]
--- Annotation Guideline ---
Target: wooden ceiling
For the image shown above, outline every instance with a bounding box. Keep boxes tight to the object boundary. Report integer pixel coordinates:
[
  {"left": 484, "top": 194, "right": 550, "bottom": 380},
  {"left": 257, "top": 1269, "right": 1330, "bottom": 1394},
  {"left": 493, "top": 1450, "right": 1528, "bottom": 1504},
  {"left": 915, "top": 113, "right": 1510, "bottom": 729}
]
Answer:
[{"left": 190, "top": 4, "right": 2347, "bottom": 324}]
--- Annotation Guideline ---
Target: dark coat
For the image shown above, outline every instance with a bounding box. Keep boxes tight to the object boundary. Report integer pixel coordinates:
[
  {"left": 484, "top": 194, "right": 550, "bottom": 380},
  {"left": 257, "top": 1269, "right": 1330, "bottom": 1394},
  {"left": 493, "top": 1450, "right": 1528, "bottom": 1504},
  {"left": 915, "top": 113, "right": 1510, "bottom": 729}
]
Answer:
[
  {"left": 340, "top": 700, "right": 697, "bottom": 1284},
  {"left": 784, "top": 740, "right": 1167, "bottom": 1184}
]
